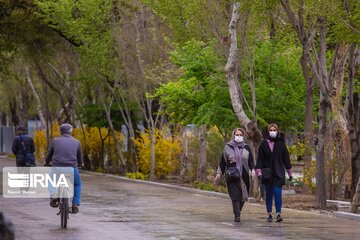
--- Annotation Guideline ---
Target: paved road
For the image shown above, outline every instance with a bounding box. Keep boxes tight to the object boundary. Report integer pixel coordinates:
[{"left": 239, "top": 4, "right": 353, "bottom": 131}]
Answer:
[{"left": 1, "top": 156, "right": 360, "bottom": 240}]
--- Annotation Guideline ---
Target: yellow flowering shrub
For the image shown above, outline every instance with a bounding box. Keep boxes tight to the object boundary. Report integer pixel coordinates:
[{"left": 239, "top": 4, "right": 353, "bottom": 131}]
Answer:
[
  {"left": 303, "top": 160, "right": 316, "bottom": 192},
  {"left": 34, "top": 123, "right": 125, "bottom": 170},
  {"left": 34, "top": 130, "right": 46, "bottom": 161},
  {"left": 133, "top": 128, "right": 182, "bottom": 178},
  {"left": 288, "top": 140, "right": 305, "bottom": 162},
  {"left": 126, "top": 172, "right": 145, "bottom": 180},
  {"left": 34, "top": 123, "right": 60, "bottom": 161}
]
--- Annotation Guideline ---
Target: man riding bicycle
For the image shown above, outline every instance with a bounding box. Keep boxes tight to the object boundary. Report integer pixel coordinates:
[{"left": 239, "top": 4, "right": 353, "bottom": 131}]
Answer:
[{"left": 44, "top": 123, "right": 83, "bottom": 213}]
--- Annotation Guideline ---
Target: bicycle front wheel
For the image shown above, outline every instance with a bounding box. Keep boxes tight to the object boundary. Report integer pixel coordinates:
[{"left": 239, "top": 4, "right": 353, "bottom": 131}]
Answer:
[{"left": 60, "top": 198, "right": 69, "bottom": 228}]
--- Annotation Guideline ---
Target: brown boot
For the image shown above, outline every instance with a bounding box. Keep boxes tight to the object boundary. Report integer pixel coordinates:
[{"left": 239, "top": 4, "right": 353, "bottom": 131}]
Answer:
[{"left": 71, "top": 204, "right": 79, "bottom": 214}]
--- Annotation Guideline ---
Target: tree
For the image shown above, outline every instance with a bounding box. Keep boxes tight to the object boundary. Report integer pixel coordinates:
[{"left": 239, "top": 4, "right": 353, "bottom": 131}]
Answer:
[
  {"left": 156, "top": 39, "right": 238, "bottom": 181},
  {"left": 279, "top": 0, "right": 360, "bottom": 207},
  {"left": 346, "top": 44, "right": 360, "bottom": 196},
  {"left": 225, "top": 2, "right": 262, "bottom": 150}
]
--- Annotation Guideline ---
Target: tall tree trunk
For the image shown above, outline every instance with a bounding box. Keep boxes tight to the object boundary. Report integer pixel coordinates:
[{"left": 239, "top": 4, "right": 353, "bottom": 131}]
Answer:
[
  {"left": 328, "top": 43, "right": 350, "bottom": 199},
  {"left": 351, "top": 177, "right": 360, "bottom": 213},
  {"left": 79, "top": 117, "right": 91, "bottom": 170},
  {"left": 9, "top": 99, "right": 19, "bottom": 128},
  {"left": 104, "top": 79, "right": 139, "bottom": 172},
  {"left": 316, "top": 96, "right": 331, "bottom": 208},
  {"left": 280, "top": 1, "right": 336, "bottom": 208},
  {"left": 99, "top": 91, "right": 127, "bottom": 175},
  {"left": 313, "top": 17, "right": 331, "bottom": 209},
  {"left": 25, "top": 66, "right": 46, "bottom": 128},
  {"left": 180, "top": 126, "right": 189, "bottom": 177},
  {"left": 25, "top": 66, "right": 52, "bottom": 152},
  {"left": 346, "top": 44, "right": 360, "bottom": 195},
  {"left": 349, "top": 93, "right": 360, "bottom": 194},
  {"left": 98, "top": 127, "right": 106, "bottom": 169},
  {"left": 225, "top": 2, "right": 262, "bottom": 148},
  {"left": 149, "top": 126, "right": 156, "bottom": 180},
  {"left": 41, "top": 76, "right": 51, "bottom": 148},
  {"left": 127, "top": 122, "right": 138, "bottom": 173},
  {"left": 17, "top": 84, "right": 29, "bottom": 128},
  {"left": 197, "top": 126, "right": 207, "bottom": 182},
  {"left": 35, "top": 62, "right": 71, "bottom": 126},
  {"left": 301, "top": 52, "right": 315, "bottom": 194}
]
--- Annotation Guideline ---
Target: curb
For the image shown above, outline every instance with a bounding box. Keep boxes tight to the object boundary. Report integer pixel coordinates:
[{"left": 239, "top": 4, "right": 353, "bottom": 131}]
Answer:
[{"left": 333, "top": 211, "right": 360, "bottom": 221}]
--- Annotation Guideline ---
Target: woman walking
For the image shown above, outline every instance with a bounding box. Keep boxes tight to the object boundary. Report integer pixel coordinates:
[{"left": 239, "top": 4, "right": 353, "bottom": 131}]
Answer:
[
  {"left": 256, "top": 123, "right": 293, "bottom": 222},
  {"left": 214, "top": 128, "right": 255, "bottom": 222}
]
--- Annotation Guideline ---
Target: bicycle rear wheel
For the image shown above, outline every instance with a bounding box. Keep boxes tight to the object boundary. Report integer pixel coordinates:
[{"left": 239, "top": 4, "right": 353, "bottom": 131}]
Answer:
[{"left": 60, "top": 198, "right": 69, "bottom": 228}]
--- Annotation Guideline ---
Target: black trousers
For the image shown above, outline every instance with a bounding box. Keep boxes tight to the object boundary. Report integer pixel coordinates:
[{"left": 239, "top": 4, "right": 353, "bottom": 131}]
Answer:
[{"left": 231, "top": 200, "right": 245, "bottom": 218}]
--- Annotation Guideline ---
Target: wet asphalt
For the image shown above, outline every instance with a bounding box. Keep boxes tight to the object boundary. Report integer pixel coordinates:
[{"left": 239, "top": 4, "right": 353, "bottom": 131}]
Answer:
[{"left": 1, "top": 156, "right": 360, "bottom": 240}]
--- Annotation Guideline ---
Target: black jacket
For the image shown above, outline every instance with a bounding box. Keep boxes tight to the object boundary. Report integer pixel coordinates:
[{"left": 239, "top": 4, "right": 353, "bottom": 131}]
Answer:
[
  {"left": 12, "top": 134, "right": 35, "bottom": 166},
  {"left": 256, "top": 136, "right": 291, "bottom": 186}
]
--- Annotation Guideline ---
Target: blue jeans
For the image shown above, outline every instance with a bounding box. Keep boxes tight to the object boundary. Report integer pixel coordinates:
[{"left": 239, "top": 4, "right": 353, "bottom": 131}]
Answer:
[
  {"left": 265, "top": 184, "right": 282, "bottom": 213},
  {"left": 48, "top": 167, "right": 82, "bottom": 206},
  {"left": 73, "top": 168, "right": 82, "bottom": 205}
]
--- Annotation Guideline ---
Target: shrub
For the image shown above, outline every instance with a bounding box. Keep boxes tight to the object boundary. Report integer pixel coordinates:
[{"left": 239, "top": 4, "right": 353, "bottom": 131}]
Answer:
[
  {"left": 126, "top": 172, "right": 146, "bottom": 180},
  {"left": 133, "top": 128, "right": 182, "bottom": 178},
  {"left": 34, "top": 122, "right": 125, "bottom": 171}
]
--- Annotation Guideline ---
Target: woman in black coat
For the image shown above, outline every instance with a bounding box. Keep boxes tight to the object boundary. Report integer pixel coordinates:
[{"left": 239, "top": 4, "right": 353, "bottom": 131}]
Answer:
[
  {"left": 11, "top": 126, "right": 35, "bottom": 167},
  {"left": 256, "top": 123, "right": 293, "bottom": 222},
  {"left": 214, "top": 128, "right": 255, "bottom": 222}
]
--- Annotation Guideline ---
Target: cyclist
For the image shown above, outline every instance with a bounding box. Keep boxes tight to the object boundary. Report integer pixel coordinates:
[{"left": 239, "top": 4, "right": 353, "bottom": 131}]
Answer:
[{"left": 44, "top": 123, "right": 83, "bottom": 213}]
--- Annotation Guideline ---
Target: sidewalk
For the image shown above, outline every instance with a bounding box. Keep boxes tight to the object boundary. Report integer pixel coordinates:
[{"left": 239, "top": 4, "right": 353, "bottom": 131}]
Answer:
[
  {"left": 2, "top": 156, "right": 360, "bottom": 240},
  {"left": 81, "top": 169, "right": 360, "bottom": 222}
]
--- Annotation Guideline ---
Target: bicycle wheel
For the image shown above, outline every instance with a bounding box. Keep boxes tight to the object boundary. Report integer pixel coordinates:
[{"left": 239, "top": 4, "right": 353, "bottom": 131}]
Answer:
[{"left": 60, "top": 198, "right": 69, "bottom": 228}]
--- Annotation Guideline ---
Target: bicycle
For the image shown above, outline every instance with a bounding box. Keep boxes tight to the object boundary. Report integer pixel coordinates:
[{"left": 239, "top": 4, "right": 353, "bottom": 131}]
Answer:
[
  {"left": 57, "top": 184, "right": 70, "bottom": 228},
  {"left": 45, "top": 164, "right": 75, "bottom": 228}
]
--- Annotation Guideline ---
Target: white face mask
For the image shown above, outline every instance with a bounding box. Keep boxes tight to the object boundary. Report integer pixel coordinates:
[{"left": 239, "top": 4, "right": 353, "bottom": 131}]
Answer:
[
  {"left": 234, "top": 136, "right": 244, "bottom": 143},
  {"left": 269, "top": 131, "right": 278, "bottom": 138}
]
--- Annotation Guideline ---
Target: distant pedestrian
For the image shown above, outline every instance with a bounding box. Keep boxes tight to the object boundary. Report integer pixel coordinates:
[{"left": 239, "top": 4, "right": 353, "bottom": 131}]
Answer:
[
  {"left": 11, "top": 126, "right": 35, "bottom": 167},
  {"left": 214, "top": 128, "right": 255, "bottom": 222},
  {"left": 256, "top": 123, "right": 293, "bottom": 222}
]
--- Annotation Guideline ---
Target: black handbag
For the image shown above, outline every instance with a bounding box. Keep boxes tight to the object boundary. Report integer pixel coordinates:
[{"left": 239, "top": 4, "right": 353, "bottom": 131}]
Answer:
[
  {"left": 261, "top": 167, "right": 271, "bottom": 180},
  {"left": 225, "top": 166, "right": 240, "bottom": 181}
]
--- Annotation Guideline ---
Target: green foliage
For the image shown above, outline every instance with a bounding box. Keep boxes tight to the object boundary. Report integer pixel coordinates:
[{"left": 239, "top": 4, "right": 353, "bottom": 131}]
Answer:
[
  {"left": 96, "top": 167, "right": 105, "bottom": 173},
  {"left": 126, "top": 172, "right": 146, "bottom": 180},
  {"left": 155, "top": 21, "right": 307, "bottom": 135},
  {"left": 35, "top": 0, "right": 114, "bottom": 80},
  {"left": 355, "top": 79, "right": 360, "bottom": 94},
  {"left": 0, "top": 0, "right": 54, "bottom": 53},
  {"left": 156, "top": 39, "right": 238, "bottom": 132},
  {"left": 192, "top": 180, "right": 227, "bottom": 193},
  {"left": 327, "top": 0, "right": 360, "bottom": 44},
  {"left": 79, "top": 104, "right": 124, "bottom": 129},
  {"left": 245, "top": 40, "right": 306, "bottom": 131},
  {"left": 206, "top": 127, "right": 226, "bottom": 169},
  {"left": 140, "top": 0, "right": 230, "bottom": 43},
  {"left": 191, "top": 181, "right": 216, "bottom": 191}
]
